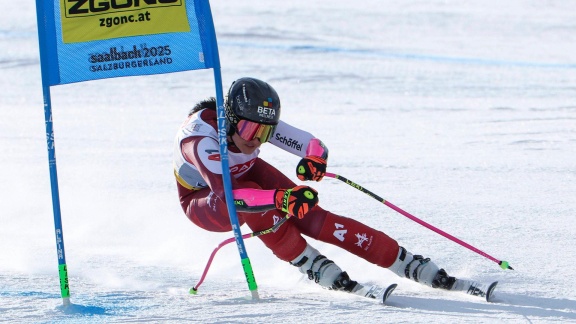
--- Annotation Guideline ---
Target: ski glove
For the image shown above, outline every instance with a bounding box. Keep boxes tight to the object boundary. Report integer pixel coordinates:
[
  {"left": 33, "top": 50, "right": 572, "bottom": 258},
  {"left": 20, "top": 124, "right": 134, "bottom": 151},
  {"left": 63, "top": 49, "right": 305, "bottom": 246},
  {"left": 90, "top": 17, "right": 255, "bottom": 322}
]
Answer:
[
  {"left": 275, "top": 186, "right": 319, "bottom": 219},
  {"left": 296, "top": 156, "right": 327, "bottom": 182}
]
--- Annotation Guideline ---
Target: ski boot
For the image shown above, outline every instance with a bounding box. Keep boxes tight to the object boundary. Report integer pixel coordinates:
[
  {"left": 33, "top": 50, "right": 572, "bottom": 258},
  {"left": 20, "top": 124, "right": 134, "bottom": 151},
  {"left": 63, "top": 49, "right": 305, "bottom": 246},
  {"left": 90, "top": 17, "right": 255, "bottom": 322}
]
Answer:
[
  {"left": 290, "top": 244, "right": 355, "bottom": 290},
  {"left": 290, "top": 244, "right": 397, "bottom": 303},
  {"left": 388, "top": 246, "right": 497, "bottom": 301},
  {"left": 388, "top": 246, "right": 442, "bottom": 287},
  {"left": 433, "top": 268, "right": 498, "bottom": 301}
]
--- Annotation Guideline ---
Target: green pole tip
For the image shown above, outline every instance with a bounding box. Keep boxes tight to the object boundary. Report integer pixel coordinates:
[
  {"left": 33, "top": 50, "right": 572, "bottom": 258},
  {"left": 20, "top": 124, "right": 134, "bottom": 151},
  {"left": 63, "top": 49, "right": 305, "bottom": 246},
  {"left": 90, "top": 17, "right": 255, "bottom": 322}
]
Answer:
[
  {"left": 499, "top": 261, "right": 513, "bottom": 270},
  {"left": 189, "top": 287, "right": 198, "bottom": 295}
]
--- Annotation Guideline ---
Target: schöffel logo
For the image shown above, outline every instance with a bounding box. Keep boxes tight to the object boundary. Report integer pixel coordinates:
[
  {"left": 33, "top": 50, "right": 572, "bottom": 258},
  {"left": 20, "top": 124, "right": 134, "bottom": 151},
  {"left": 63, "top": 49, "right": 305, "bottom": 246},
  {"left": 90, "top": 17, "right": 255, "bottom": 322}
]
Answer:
[
  {"left": 274, "top": 133, "right": 303, "bottom": 151},
  {"left": 64, "top": 0, "right": 181, "bottom": 17}
]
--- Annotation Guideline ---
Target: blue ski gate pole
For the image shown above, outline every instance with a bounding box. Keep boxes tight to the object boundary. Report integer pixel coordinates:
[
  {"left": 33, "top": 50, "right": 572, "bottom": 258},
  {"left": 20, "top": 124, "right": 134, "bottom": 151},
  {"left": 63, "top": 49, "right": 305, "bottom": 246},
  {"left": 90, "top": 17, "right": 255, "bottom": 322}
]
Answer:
[
  {"left": 35, "top": 0, "right": 70, "bottom": 306},
  {"left": 202, "top": 0, "right": 260, "bottom": 299}
]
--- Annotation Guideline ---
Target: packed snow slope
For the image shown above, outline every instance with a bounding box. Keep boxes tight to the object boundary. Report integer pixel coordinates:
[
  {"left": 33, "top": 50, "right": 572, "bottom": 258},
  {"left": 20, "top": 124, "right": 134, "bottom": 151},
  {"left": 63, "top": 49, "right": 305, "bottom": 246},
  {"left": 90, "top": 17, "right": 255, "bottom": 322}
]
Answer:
[{"left": 1, "top": 1, "right": 575, "bottom": 323}]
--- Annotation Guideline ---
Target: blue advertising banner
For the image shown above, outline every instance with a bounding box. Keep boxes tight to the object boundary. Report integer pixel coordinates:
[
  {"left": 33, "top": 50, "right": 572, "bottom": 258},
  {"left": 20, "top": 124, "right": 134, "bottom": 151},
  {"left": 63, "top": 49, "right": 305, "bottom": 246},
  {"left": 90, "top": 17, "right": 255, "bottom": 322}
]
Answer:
[{"left": 37, "top": 0, "right": 214, "bottom": 85}]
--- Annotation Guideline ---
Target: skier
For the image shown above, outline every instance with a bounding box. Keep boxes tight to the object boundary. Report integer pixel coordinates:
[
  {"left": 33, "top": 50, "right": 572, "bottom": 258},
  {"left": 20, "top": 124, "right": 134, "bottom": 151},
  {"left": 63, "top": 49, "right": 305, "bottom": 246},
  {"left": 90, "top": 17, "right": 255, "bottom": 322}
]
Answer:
[{"left": 174, "top": 77, "right": 489, "bottom": 299}]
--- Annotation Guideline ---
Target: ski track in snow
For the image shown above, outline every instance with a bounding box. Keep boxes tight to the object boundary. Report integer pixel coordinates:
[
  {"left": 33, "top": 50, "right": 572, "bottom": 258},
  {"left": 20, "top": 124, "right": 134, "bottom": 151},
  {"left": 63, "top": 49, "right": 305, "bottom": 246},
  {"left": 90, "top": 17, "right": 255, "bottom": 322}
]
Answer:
[{"left": 1, "top": 0, "right": 576, "bottom": 323}]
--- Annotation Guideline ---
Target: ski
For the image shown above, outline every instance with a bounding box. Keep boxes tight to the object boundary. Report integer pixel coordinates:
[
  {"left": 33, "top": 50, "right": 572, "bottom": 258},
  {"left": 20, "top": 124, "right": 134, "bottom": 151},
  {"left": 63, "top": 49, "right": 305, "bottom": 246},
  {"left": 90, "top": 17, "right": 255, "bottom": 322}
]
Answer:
[
  {"left": 485, "top": 281, "right": 498, "bottom": 302},
  {"left": 451, "top": 279, "right": 498, "bottom": 302},
  {"left": 346, "top": 279, "right": 496, "bottom": 304},
  {"left": 350, "top": 282, "right": 398, "bottom": 304}
]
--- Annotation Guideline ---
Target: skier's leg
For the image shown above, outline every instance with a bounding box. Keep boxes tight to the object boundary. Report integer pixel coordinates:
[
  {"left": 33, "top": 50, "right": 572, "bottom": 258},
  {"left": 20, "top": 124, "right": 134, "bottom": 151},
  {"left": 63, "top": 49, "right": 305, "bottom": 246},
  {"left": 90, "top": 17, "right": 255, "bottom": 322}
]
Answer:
[
  {"left": 298, "top": 209, "right": 460, "bottom": 290},
  {"left": 298, "top": 210, "right": 400, "bottom": 269}
]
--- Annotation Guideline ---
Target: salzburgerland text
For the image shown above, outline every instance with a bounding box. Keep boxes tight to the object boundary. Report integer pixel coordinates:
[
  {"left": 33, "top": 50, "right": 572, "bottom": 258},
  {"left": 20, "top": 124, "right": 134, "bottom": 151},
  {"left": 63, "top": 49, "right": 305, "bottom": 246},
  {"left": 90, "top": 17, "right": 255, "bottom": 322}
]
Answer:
[{"left": 89, "top": 44, "right": 173, "bottom": 73}]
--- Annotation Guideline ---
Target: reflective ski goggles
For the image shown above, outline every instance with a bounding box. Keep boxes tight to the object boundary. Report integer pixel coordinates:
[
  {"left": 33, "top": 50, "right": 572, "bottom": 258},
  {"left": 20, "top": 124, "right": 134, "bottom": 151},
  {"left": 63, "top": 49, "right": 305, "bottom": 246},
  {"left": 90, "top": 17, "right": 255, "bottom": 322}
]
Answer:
[{"left": 236, "top": 119, "right": 275, "bottom": 143}]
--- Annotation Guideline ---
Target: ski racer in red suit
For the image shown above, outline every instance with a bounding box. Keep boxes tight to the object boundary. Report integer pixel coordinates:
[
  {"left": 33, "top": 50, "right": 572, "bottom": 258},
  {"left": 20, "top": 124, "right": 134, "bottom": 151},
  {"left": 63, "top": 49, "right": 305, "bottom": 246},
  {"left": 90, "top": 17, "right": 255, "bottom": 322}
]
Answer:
[{"left": 174, "top": 77, "right": 488, "bottom": 296}]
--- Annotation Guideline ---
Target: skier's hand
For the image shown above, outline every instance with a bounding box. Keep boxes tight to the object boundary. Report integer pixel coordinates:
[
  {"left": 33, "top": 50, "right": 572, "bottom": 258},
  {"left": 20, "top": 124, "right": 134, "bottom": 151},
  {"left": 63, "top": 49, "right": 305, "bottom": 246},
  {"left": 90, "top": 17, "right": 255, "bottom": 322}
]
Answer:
[
  {"left": 296, "top": 156, "right": 327, "bottom": 182},
  {"left": 275, "top": 186, "right": 319, "bottom": 219}
]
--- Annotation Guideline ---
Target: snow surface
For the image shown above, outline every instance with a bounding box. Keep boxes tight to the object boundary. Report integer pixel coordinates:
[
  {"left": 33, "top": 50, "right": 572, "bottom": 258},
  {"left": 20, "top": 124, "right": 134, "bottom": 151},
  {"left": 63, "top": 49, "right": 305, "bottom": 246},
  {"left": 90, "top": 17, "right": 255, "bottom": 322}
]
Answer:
[{"left": 1, "top": 0, "right": 576, "bottom": 323}]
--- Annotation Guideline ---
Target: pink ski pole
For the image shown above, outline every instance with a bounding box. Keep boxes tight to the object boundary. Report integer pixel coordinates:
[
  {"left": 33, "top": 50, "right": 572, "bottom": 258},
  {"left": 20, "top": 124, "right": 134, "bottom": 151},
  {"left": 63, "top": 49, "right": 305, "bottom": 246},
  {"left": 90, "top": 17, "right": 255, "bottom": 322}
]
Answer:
[{"left": 325, "top": 172, "right": 513, "bottom": 271}]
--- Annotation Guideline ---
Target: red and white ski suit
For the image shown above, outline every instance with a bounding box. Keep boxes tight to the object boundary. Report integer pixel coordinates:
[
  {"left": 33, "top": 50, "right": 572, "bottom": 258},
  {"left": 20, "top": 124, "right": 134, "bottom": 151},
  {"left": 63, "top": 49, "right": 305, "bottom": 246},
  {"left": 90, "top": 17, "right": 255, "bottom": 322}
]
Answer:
[{"left": 174, "top": 108, "right": 399, "bottom": 267}]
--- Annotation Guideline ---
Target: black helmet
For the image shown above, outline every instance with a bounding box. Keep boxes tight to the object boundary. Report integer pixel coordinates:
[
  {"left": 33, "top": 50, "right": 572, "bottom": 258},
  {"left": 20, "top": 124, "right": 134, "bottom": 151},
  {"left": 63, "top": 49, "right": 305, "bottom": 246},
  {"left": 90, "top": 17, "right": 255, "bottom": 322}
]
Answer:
[{"left": 225, "top": 77, "right": 281, "bottom": 134}]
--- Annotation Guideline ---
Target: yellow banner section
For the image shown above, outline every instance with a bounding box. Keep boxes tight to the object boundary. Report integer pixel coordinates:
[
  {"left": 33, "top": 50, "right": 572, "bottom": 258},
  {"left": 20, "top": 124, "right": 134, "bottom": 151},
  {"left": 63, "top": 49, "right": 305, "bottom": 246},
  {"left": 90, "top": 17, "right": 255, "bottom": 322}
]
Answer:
[{"left": 60, "top": 0, "right": 190, "bottom": 44}]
